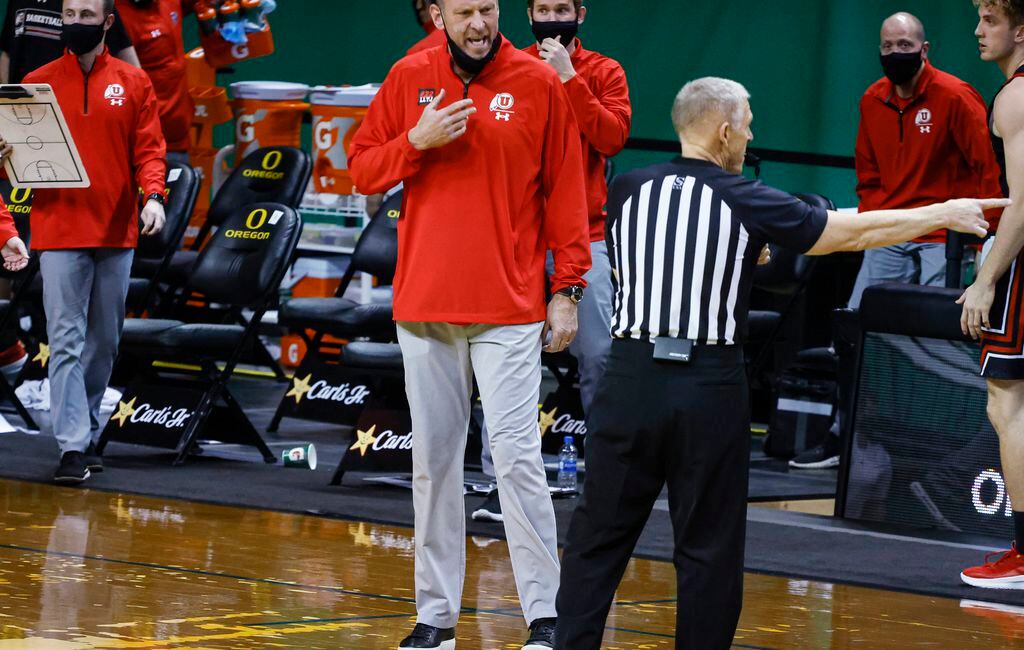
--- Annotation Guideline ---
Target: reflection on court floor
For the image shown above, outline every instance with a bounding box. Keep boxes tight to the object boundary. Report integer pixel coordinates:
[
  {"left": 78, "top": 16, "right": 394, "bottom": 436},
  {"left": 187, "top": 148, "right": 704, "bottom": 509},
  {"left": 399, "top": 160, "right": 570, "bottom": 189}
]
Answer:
[{"left": 0, "top": 480, "right": 1020, "bottom": 648}]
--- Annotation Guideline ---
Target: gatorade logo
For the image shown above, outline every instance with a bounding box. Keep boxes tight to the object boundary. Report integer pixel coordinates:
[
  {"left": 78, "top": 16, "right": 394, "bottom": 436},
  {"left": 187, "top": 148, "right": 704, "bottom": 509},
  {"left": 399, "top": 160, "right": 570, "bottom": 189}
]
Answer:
[
  {"left": 314, "top": 121, "right": 337, "bottom": 150},
  {"left": 237, "top": 114, "right": 256, "bottom": 143},
  {"left": 232, "top": 44, "right": 250, "bottom": 60},
  {"left": 242, "top": 151, "right": 285, "bottom": 180}
]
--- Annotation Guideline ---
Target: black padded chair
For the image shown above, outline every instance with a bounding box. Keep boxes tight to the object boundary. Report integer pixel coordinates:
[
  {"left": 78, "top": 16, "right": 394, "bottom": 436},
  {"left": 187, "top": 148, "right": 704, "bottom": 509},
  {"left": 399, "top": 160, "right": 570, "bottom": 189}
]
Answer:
[
  {"left": 278, "top": 190, "right": 401, "bottom": 357},
  {"left": 128, "top": 162, "right": 200, "bottom": 314},
  {"left": 98, "top": 202, "right": 303, "bottom": 464},
  {"left": 138, "top": 146, "right": 311, "bottom": 302}
]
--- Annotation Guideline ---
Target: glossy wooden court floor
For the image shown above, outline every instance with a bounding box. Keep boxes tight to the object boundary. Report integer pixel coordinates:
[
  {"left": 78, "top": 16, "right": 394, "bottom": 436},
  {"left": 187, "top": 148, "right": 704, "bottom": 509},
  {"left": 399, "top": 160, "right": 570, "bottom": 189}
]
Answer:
[{"left": 0, "top": 479, "right": 1021, "bottom": 649}]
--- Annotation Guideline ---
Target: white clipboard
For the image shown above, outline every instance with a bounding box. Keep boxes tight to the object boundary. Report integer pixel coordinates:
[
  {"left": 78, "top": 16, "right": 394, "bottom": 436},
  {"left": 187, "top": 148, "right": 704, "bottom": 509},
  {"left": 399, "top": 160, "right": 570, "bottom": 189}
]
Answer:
[{"left": 0, "top": 84, "right": 90, "bottom": 189}]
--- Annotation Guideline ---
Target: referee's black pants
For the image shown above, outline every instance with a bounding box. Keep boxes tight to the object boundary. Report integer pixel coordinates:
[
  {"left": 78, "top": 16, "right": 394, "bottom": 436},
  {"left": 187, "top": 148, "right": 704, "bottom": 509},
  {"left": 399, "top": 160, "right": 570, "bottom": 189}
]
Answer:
[{"left": 554, "top": 339, "right": 750, "bottom": 650}]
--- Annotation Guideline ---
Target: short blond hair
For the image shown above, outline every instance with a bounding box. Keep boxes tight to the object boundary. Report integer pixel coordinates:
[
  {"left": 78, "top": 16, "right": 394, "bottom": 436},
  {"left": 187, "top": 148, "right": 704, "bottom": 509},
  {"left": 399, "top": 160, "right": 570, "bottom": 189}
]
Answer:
[
  {"left": 671, "top": 77, "right": 750, "bottom": 136},
  {"left": 975, "top": 0, "right": 1024, "bottom": 26}
]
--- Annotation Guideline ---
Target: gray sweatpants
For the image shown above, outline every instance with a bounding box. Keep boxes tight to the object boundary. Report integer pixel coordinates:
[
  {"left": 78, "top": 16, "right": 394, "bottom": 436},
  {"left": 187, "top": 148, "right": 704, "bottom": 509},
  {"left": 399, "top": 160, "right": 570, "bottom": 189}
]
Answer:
[
  {"left": 481, "top": 241, "right": 614, "bottom": 476},
  {"left": 397, "top": 321, "right": 559, "bottom": 628},
  {"left": 847, "top": 242, "right": 946, "bottom": 309},
  {"left": 40, "top": 248, "right": 133, "bottom": 454}
]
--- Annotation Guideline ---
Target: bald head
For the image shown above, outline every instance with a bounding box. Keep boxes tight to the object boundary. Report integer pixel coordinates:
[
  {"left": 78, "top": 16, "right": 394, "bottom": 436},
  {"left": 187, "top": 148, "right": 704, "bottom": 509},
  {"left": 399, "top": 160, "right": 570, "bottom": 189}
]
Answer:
[{"left": 882, "top": 12, "right": 926, "bottom": 43}]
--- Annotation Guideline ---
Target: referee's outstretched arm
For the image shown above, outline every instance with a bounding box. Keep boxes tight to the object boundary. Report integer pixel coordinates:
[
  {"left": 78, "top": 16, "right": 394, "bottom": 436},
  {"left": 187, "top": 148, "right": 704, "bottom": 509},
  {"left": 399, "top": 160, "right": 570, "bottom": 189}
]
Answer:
[{"left": 805, "top": 196, "right": 1008, "bottom": 256}]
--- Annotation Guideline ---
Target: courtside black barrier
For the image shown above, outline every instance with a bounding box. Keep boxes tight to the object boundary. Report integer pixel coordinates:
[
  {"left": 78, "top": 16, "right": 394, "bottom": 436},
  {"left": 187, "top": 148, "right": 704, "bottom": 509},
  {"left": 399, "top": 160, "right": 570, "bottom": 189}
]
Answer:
[{"left": 837, "top": 283, "right": 1012, "bottom": 538}]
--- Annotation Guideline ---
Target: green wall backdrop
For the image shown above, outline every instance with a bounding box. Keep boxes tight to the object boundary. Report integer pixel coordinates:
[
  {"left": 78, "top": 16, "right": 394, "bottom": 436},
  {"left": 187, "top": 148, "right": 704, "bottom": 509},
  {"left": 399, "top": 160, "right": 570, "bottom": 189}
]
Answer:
[{"left": 3, "top": 0, "right": 1007, "bottom": 206}]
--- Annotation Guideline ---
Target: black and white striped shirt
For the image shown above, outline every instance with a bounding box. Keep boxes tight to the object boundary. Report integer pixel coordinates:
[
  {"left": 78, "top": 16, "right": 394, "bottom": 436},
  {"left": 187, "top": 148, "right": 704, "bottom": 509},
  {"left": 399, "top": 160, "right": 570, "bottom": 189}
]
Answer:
[{"left": 608, "top": 157, "right": 828, "bottom": 345}]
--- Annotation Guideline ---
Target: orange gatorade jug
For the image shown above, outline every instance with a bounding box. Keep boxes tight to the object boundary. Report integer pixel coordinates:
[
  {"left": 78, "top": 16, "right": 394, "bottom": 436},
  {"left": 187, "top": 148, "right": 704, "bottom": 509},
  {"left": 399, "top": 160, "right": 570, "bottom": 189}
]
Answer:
[
  {"left": 229, "top": 81, "right": 309, "bottom": 162},
  {"left": 309, "top": 85, "right": 379, "bottom": 194}
]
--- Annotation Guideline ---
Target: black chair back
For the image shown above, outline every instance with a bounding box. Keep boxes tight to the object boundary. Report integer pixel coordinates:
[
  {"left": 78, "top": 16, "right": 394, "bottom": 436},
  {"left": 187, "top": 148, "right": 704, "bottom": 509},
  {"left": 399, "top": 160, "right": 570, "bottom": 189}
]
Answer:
[
  {"left": 188, "top": 202, "right": 302, "bottom": 307},
  {"left": 200, "top": 147, "right": 311, "bottom": 241},
  {"left": 350, "top": 190, "right": 401, "bottom": 285},
  {"left": 753, "top": 193, "right": 835, "bottom": 295},
  {"left": 137, "top": 162, "right": 199, "bottom": 260}
]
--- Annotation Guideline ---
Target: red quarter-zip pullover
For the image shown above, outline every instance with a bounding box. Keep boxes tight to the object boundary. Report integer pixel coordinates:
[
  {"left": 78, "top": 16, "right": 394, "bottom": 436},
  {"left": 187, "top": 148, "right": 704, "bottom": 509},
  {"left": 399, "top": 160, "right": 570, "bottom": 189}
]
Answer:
[
  {"left": 0, "top": 200, "right": 21, "bottom": 248},
  {"left": 855, "top": 62, "right": 1002, "bottom": 242},
  {"left": 350, "top": 37, "right": 591, "bottom": 325},
  {"left": 524, "top": 39, "right": 631, "bottom": 241},
  {"left": 115, "top": 0, "right": 192, "bottom": 152},
  {"left": 23, "top": 49, "right": 167, "bottom": 250}
]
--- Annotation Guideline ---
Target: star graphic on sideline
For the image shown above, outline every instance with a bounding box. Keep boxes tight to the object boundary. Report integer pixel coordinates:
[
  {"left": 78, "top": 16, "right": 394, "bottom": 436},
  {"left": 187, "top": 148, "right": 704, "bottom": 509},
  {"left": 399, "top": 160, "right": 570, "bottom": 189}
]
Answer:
[
  {"left": 110, "top": 397, "right": 137, "bottom": 428},
  {"left": 33, "top": 343, "right": 50, "bottom": 368},
  {"left": 349, "top": 424, "right": 378, "bottom": 457},
  {"left": 539, "top": 407, "right": 558, "bottom": 437},
  {"left": 287, "top": 373, "right": 313, "bottom": 404}
]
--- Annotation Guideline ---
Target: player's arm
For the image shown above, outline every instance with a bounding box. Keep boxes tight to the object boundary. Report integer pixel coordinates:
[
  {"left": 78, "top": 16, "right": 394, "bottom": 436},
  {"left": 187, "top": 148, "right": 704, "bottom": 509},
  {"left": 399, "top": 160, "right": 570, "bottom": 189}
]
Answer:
[
  {"left": 958, "top": 82, "right": 1024, "bottom": 339},
  {"left": 807, "top": 199, "right": 1004, "bottom": 256}
]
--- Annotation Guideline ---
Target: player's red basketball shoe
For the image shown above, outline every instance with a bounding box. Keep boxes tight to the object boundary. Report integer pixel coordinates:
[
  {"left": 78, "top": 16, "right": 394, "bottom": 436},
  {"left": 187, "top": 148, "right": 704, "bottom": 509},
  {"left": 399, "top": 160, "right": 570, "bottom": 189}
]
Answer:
[{"left": 961, "top": 545, "right": 1024, "bottom": 589}]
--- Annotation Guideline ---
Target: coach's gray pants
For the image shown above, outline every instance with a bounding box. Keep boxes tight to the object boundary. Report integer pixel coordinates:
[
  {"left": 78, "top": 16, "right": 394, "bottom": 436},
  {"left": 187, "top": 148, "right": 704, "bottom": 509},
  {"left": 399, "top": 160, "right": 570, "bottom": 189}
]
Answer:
[
  {"left": 481, "top": 241, "right": 614, "bottom": 476},
  {"left": 41, "top": 249, "right": 133, "bottom": 454},
  {"left": 848, "top": 242, "right": 946, "bottom": 309},
  {"left": 397, "top": 321, "right": 559, "bottom": 628}
]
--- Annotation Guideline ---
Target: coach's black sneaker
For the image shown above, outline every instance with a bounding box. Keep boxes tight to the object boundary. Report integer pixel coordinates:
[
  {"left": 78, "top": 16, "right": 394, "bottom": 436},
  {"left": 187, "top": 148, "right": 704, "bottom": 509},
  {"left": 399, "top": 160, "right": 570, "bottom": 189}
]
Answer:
[
  {"left": 84, "top": 443, "right": 104, "bottom": 473},
  {"left": 398, "top": 623, "right": 455, "bottom": 649},
  {"left": 471, "top": 490, "right": 503, "bottom": 523},
  {"left": 522, "top": 617, "right": 556, "bottom": 649},
  {"left": 789, "top": 435, "right": 841, "bottom": 469},
  {"left": 54, "top": 451, "right": 90, "bottom": 485}
]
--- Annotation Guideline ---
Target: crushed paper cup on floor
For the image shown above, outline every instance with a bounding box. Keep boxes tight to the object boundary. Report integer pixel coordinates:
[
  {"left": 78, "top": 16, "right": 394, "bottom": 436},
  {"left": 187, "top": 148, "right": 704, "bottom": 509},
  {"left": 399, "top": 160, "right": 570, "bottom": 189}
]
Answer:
[{"left": 282, "top": 443, "right": 316, "bottom": 469}]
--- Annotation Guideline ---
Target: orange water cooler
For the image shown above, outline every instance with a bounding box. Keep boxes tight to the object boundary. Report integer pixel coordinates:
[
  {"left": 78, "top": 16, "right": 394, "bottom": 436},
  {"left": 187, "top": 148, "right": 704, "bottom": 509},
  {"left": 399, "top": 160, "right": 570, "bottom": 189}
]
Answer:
[
  {"left": 230, "top": 81, "right": 309, "bottom": 162},
  {"left": 308, "top": 85, "right": 379, "bottom": 194}
]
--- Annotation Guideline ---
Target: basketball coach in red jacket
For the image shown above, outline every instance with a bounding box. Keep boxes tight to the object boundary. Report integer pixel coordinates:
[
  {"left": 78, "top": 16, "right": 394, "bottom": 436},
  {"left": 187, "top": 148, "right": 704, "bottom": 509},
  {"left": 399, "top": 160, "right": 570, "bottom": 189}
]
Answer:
[
  {"left": 3, "top": 0, "right": 166, "bottom": 485},
  {"left": 349, "top": 0, "right": 590, "bottom": 647}
]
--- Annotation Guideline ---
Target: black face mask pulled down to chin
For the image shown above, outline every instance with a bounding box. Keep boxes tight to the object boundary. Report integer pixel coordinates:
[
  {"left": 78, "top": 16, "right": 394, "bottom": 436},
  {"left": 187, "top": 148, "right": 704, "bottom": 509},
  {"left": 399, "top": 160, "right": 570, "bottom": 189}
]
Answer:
[
  {"left": 62, "top": 22, "right": 107, "bottom": 56},
  {"left": 445, "top": 31, "right": 502, "bottom": 77},
  {"left": 880, "top": 50, "right": 923, "bottom": 86},
  {"left": 532, "top": 19, "right": 578, "bottom": 47}
]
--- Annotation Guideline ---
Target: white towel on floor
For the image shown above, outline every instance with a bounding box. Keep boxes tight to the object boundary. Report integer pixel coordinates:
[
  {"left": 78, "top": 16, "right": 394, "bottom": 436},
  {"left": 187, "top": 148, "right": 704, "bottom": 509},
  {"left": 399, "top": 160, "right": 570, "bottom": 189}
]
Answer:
[{"left": 15, "top": 380, "right": 122, "bottom": 412}]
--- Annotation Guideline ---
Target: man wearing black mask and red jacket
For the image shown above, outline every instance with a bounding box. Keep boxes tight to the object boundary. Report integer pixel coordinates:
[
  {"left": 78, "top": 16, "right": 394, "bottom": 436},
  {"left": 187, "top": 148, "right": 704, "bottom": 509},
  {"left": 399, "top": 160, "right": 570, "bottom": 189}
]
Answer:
[
  {"left": 850, "top": 11, "right": 1002, "bottom": 310},
  {"left": 350, "top": 0, "right": 590, "bottom": 648}
]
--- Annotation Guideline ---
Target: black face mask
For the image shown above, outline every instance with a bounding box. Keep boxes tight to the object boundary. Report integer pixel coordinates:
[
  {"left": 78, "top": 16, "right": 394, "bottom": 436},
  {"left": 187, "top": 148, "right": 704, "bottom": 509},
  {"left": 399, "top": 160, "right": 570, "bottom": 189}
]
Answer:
[
  {"left": 880, "top": 50, "right": 923, "bottom": 86},
  {"left": 62, "top": 22, "right": 107, "bottom": 55},
  {"left": 531, "top": 19, "right": 578, "bottom": 46},
  {"left": 443, "top": 27, "right": 502, "bottom": 76}
]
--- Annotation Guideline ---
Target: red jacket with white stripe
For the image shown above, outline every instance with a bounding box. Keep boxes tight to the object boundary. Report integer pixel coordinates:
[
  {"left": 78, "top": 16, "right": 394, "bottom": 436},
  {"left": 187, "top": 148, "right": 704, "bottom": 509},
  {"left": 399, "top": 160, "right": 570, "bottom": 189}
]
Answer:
[
  {"left": 349, "top": 37, "right": 591, "bottom": 325},
  {"left": 24, "top": 49, "right": 167, "bottom": 250},
  {"left": 855, "top": 62, "right": 1002, "bottom": 242},
  {"left": 524, "top": 40, "right": 631, "bottom": 241}
]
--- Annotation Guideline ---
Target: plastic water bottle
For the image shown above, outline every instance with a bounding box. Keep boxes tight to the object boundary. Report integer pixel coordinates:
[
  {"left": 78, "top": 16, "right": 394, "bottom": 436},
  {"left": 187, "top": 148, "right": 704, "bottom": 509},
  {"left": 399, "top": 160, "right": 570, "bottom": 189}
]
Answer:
[{"left": 558, "top": 436, "right": 577, "bottom": 491}]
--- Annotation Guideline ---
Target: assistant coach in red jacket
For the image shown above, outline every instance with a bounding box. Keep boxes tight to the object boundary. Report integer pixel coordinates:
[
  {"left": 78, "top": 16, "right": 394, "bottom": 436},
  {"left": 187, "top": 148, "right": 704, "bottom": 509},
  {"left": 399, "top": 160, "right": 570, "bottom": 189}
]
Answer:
[
  {"left": 849, "top": 12, "right": 1002, "bottom": 308},
  {"left": 14, "top": 0, "right": 166, "bottom": 485},
  {"left": 349, "top": 0, "right": 590, "bottom": 647}
]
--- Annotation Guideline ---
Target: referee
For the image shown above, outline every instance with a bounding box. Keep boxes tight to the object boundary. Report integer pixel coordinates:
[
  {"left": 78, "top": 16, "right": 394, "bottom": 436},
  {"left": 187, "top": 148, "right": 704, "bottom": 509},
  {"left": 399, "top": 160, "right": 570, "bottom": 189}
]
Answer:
[{"left": 553, "top": 77, "right": 1006, "bottom": 650}]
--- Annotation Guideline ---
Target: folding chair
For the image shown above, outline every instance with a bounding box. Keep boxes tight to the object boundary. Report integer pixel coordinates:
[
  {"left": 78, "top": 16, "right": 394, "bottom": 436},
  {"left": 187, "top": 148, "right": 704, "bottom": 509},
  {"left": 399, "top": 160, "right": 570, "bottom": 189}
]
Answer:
[{"left": 97, "top": 202, "right": 303, "bottom": 465}]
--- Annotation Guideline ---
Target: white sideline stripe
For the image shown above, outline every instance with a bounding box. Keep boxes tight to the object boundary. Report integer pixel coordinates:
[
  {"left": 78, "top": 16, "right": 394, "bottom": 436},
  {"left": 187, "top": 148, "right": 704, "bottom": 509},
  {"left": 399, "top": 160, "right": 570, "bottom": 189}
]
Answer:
[{"left": 651, "top": 502, "right": 1003, "bottom": 552}]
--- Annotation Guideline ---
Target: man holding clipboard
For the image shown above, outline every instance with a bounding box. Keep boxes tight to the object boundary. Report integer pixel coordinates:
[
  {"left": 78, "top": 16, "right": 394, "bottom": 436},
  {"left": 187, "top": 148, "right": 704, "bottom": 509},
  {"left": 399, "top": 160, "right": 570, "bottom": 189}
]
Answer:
[{"left": 0, "top": 0, "right": 166, "bottom": 485}]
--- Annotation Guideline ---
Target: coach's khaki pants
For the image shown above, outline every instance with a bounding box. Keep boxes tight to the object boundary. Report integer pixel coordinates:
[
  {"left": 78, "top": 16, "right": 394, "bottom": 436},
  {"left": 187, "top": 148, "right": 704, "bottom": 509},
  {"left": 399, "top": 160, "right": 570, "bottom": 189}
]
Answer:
[{"left": 397, "top": 321, "right": 559, "bottom": 628}]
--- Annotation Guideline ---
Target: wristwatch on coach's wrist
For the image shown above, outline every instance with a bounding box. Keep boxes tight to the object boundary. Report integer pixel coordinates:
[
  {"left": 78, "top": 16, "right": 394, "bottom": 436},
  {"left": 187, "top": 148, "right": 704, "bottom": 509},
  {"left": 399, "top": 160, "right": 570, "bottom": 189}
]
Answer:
[
  {"left": 145, "top": 192, "right": 166, "bottom": 206},
  {"left": 556, "top": 284, "right": 585, "bottom": 305}
]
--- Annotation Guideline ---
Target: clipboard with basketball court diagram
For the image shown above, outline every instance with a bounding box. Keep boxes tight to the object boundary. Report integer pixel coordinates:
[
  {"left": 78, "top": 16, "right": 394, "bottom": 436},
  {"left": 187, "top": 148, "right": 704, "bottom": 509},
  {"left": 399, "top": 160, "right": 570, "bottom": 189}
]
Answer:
[{"left": 0, "top": 84, "right": 90, "bottom": 189}]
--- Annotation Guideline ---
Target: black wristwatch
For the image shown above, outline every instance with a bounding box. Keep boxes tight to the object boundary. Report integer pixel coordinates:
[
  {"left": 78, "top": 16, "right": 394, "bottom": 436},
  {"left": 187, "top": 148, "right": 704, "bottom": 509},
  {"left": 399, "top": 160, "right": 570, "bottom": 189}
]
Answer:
[
  {"left": 145, "top": 192, "right": 166, "bottom": 206},
  {"left": 556, "top": 284, "right": 584, "bottom": 305}
]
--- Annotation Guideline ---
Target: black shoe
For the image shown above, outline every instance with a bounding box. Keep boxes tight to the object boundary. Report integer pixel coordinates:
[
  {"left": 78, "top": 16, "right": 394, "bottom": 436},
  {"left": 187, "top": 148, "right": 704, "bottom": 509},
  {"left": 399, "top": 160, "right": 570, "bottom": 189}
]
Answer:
[
  {"left": 398, "top": 623, "right": 455, "bottom": 649},
  {"left": 54, "top": 452, "right": 90, "bottom": 485},
  {"left": 471, "top": 490, "right": 503, "bottom": 523},
  {"left": 84, "top": 443, "right": 104, "bottom": 473},
  {"left": 522, "top": 617, "right": 556, "bottom": 649},
  {"left": 789, "top": 437, "right": 840, "bottom": 469}
]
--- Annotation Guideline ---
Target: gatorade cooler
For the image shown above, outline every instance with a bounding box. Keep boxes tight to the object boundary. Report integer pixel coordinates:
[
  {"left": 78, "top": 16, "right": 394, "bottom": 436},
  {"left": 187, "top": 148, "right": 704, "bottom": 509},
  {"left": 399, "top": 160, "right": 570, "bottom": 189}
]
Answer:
[
  {"left": 309, "top": 85, "right": 379, "bottom": 194},
  {"left": 230, "top": 81, "right": 309, "bottom": 163}
]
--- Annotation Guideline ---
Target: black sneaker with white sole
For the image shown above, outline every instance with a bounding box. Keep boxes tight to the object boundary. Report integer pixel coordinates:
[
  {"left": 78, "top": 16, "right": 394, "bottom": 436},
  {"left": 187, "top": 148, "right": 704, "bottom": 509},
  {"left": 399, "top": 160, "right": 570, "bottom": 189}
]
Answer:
[
  {"left": 471, "top": 491, "right": 503, "bottom": 523},
  {"left": 84, "top": 443, "right": 104, "bottom": 473},
  {"left": 789, "top": 437, "right": 840, "bottom": 469},
  {"left": 522, "top": 617, "right": 555, "bottom": 649},
  {"left": 54, "top": 451, "right": 90, "bottom": 485},
  {"left": 398, "top": 623, "right": 455, "bottom": 649}
]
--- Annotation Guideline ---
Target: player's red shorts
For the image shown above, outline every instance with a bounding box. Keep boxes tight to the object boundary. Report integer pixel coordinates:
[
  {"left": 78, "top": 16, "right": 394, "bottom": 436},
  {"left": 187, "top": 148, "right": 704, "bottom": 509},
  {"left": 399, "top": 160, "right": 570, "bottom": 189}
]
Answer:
[{"left": 981, "top": 249, "right": 1024, "bottom": 379}]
